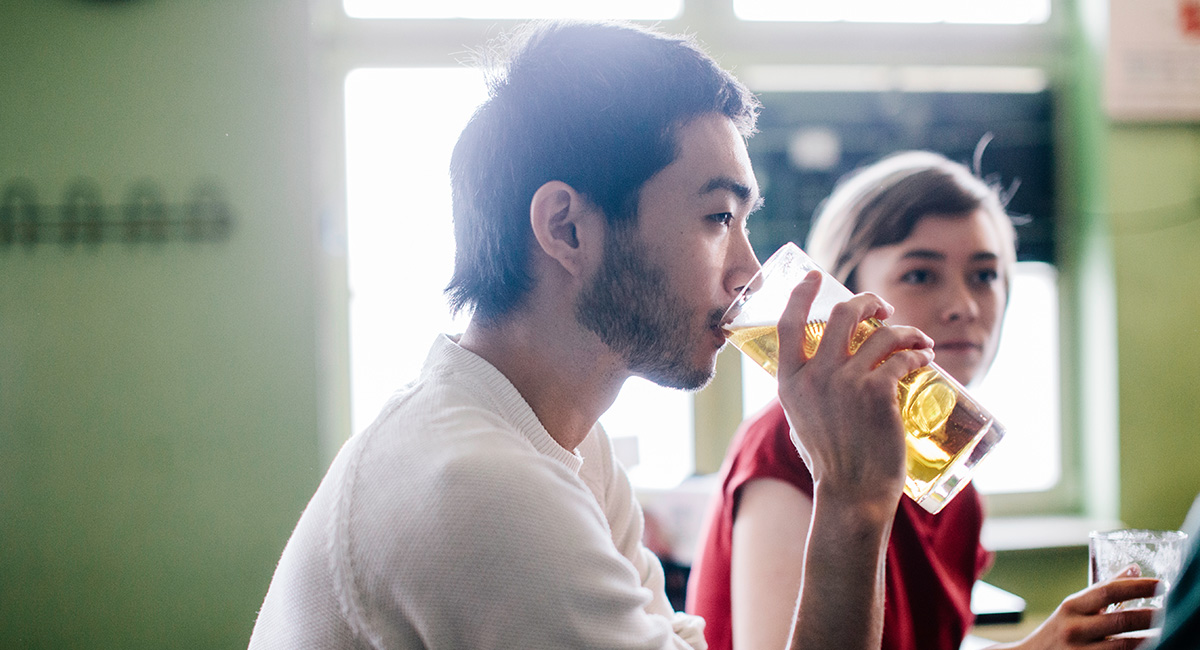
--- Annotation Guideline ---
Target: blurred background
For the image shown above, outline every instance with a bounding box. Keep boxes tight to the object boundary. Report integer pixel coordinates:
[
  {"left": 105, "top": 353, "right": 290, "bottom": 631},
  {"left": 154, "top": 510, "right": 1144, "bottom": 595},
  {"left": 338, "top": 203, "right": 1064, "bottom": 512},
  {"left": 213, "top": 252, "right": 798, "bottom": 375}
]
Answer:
[{"left": 2, "top": 0, "right": 1198, "bottom": 647}]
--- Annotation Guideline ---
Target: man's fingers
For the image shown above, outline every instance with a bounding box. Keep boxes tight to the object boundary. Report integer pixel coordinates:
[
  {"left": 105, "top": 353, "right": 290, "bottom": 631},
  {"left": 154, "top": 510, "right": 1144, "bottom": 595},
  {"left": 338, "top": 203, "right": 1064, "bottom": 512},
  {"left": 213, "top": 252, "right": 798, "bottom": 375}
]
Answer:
[
  {"left": 776, "top": 271, "right": 821, "bottom": 375},
  {"left": 819, "top": 295, "right": 890, "bottom": 361},
  {"left": 853, "top": 324, "right": 934, "bottom": 376},
  {"left": 874, "top": 347, "right": 936, "bottom": 384}
]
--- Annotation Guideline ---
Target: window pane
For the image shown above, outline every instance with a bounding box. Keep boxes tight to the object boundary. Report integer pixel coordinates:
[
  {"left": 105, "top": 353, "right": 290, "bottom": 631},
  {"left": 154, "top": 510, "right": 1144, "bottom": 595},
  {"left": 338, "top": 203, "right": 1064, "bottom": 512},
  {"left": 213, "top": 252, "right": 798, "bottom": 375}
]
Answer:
[
  {"left": 344, "top": 68, "right": 483, "bottom": 434},
  {"left": 734, "top": 0, "right": 1050, "bottom": 24},
  {"left": 742, "top": 261, "right": 1061, "bottom": 494},
  {"left": 345, "top": 67, "right": 692, "bottom": 487},
  {"left": 970, "top": 261, "right": 1061, "bottom": 493},
  {"left": 600, "top": 378, "right": 694, "bottom": 489},
  {"left": 345, "top": 0, "right": 682, "bottom": 20}
]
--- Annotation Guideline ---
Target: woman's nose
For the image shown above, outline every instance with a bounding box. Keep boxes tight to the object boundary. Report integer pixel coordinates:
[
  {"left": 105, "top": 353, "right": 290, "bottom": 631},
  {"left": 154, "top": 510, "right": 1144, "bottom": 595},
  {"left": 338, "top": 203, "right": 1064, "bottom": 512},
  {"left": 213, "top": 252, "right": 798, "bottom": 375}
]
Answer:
[{"left": 943, "top": 281, "right": 980, "bottom": 322}]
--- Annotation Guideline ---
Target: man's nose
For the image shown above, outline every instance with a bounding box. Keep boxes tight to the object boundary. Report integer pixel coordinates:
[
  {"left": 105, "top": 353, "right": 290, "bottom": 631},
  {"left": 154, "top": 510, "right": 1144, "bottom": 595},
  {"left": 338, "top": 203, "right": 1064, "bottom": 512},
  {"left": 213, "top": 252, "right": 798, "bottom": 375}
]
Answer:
[{"left": 727, "top": 231, "right": 761, "bottom": 298}]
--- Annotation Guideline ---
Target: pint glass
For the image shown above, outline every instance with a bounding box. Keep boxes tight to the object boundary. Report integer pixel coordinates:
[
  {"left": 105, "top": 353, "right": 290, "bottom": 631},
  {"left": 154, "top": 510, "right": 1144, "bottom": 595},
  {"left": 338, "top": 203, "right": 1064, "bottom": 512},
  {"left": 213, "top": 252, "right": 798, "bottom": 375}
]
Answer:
[{"left": 724, "top": 242, "right": 1006, "bottom": 515}]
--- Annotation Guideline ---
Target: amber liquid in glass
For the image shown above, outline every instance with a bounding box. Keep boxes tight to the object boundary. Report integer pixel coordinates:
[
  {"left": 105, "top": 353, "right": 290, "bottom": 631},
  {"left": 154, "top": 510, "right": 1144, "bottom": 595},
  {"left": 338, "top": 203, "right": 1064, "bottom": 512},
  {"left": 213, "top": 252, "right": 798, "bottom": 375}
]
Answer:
[{"left": 725, "top": 319, "right": 987, "bottom": 501}]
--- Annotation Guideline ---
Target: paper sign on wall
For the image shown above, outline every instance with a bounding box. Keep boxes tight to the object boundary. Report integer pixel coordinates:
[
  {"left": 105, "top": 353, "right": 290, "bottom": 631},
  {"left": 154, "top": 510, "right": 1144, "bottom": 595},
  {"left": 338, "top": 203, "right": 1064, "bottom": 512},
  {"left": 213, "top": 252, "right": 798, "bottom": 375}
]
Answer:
[{"left": 1106, "top": 0, "right": 1200, "bottom": 121}]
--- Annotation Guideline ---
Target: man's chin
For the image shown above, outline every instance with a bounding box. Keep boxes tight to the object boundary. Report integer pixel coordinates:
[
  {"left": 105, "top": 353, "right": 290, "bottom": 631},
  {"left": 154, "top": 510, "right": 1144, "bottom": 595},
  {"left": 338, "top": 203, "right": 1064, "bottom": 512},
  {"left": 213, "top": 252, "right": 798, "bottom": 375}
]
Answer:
[{"left": 636, "top": 361, "right": 716, "bottom": 392}]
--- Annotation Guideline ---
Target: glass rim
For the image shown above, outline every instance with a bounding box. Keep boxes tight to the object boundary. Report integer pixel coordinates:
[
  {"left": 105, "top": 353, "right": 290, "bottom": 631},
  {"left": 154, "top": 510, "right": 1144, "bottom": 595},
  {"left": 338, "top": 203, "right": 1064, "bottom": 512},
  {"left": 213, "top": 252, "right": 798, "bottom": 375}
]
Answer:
[
  {"left": 1089, "top": 528, "right": 1189, "bottom": 543},
  {"left": 721, "top": 241, "right": 803, "bottom": 322}
]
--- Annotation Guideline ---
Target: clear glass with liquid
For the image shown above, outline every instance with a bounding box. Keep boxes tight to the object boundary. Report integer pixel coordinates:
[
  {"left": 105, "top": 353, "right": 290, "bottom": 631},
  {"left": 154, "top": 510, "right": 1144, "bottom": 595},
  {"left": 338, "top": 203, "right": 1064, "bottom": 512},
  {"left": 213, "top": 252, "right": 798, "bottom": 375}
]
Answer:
[{"left": 723, "top": 243, "right": 1006, "bottom": 514}]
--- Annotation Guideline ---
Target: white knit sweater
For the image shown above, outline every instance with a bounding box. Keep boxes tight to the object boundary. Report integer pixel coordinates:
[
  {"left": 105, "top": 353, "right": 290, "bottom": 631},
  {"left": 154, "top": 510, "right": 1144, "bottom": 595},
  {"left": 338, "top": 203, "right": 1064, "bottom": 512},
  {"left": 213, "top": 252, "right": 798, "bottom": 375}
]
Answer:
[{"left": 249, "top": 334, "right": 705, "bottom": 650}]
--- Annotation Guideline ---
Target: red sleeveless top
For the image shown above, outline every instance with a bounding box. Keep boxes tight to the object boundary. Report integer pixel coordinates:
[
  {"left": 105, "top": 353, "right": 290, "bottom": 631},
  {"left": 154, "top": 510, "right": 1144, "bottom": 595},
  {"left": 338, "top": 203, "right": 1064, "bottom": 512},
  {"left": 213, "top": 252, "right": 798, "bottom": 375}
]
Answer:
[{"left": 686, "top": 399, "right": 992, "bottom": 650}]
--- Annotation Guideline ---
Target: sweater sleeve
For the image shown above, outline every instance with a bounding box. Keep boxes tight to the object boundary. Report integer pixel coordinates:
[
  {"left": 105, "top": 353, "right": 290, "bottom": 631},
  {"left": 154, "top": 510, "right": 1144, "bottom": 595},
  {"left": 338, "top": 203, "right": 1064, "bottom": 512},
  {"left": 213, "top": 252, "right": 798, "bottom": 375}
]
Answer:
[
  {"left": 582, "top": 426, "right": 708, "bottom": 650},
  {"left": 581, "top": 425, "right": 675, "bottom": 617}
]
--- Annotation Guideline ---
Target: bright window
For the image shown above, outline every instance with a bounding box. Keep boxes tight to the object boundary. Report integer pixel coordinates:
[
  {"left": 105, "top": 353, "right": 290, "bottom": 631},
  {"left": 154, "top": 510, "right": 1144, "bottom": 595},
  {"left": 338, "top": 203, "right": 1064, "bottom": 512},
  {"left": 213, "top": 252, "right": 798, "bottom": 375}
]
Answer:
[
  {"left": 733, "top": 0, "right": 1050, "bottom": 24},
  {"left": 344, "top": 68, "right": 481, "bottom": 433},
  {"left": 345, "top": 0, "right": 682, "bottom": 20},
  {"left": 344, "top": 67, "right": 693, "bottom": 487},
  {"left": 743, "top": 261, "right": 1061, "bottom": 495},
  {"left": 971, "top": 261, "right": 1061, "bottom": 493}
]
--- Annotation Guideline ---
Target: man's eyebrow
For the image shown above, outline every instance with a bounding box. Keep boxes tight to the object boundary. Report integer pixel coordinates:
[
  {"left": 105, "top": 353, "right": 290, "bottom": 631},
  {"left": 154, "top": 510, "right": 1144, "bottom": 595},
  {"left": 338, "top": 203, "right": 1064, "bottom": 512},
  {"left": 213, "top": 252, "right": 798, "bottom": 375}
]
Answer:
[{"left": 699, "top": 176, "right": 762, "bottom": 211}]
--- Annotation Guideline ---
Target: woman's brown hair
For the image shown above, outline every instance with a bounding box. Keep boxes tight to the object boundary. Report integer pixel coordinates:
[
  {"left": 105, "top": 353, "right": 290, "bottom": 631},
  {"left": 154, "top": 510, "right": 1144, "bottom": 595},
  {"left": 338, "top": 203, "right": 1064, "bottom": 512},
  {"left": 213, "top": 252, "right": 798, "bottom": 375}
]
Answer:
[{"left": 805, "top": 150, "right": 1017, "bottom": 294}]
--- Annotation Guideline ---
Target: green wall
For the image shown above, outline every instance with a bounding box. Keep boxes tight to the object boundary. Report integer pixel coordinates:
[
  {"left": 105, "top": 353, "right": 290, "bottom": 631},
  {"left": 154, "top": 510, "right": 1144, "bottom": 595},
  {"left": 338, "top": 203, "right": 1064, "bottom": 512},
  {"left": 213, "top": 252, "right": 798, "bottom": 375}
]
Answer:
[
  {"left": 2, "top": 0, "right": 1199, "bottom": 646},
  {"left": 981, "top": 0, "right": 1200, "bottom": 620},
  {"left": 1109, "top": 124, "right": 1200, "bottom": 530},
  {"left": 1066, "top": 1, "right": 1200, "bottom": 535},
  {"left": 0, "top": 1, "right": 325, "bottom": 647}
]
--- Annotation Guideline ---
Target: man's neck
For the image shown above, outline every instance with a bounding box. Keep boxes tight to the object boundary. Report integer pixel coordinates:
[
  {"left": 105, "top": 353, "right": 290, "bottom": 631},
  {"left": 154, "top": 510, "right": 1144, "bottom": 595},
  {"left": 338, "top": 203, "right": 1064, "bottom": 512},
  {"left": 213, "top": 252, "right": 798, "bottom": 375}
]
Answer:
[{"left": 458, "top": 313, "right": 627, "bottom": 453}]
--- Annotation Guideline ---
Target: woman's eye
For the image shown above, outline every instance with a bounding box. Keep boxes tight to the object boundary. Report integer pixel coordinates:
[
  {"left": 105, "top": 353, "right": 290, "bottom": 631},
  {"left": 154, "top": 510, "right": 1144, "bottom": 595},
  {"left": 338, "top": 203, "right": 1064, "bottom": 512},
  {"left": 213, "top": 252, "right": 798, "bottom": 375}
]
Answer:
[
  {"left": 973, "top": 269, "right": 1000, "bottom": 284},
  {"left": 900, "top": 269, "right": 931, "bottom": 284}
]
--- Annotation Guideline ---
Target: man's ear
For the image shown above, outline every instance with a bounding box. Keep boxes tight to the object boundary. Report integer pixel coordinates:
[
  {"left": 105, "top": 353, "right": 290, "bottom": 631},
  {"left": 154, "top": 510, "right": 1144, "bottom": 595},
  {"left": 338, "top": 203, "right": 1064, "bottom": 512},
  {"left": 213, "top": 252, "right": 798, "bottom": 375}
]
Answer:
[{"left": 529, "top": 180, "right": 602, "bottom": 278}]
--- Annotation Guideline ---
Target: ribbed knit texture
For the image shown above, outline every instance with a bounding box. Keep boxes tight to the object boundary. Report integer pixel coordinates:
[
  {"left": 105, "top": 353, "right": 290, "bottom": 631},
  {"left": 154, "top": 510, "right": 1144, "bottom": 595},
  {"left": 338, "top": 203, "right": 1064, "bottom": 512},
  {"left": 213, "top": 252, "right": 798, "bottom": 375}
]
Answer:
[{"left": 249, "top": 335, "right": 703, "bottom": 650}]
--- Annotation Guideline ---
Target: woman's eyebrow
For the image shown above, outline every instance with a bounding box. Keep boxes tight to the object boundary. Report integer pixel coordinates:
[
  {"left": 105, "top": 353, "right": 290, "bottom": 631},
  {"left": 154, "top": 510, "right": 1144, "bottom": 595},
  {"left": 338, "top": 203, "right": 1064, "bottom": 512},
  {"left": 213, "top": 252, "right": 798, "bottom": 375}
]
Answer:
[
  {"left": 897, "top": 250, "right": 999, "bottom": 262},
  {"left": 898, "top": 249, "right": 946, "bottom": 261}
]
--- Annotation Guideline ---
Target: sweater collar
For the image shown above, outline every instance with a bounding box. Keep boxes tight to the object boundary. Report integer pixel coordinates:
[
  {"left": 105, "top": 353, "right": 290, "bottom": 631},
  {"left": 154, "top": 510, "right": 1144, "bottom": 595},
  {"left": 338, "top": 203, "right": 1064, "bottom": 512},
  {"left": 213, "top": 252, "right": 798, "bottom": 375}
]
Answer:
[{"left": 428, "top": 334, "right": 585, "bottom": 475}]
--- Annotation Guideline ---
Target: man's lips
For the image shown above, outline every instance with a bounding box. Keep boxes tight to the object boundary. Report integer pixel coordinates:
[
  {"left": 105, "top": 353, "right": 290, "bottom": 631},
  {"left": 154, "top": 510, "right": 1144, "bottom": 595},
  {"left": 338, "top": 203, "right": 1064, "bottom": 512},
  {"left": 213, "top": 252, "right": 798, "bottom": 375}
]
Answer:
[
  {"left": 711, "top": 323, "right": 729, "bottom": 345},
  {"left": 710, "top": 311, "right": 732, "bottom": 345}
]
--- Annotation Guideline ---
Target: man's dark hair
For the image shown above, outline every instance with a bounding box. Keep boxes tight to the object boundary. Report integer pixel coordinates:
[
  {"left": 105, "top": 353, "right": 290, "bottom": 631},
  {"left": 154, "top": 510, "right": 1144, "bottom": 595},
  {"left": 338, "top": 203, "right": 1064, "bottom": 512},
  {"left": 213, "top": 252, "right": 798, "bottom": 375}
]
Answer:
[{"left": 445, "top": 20, "right": 760, "bottom": 322}]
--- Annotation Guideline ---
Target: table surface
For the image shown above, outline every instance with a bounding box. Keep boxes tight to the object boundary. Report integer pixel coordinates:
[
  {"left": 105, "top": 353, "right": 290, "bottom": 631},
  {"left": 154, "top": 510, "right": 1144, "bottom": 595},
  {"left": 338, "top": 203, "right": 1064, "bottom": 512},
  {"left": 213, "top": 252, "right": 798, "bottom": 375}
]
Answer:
[{"left": 972, "top": 580, "right": 1027, "bottom": 625}]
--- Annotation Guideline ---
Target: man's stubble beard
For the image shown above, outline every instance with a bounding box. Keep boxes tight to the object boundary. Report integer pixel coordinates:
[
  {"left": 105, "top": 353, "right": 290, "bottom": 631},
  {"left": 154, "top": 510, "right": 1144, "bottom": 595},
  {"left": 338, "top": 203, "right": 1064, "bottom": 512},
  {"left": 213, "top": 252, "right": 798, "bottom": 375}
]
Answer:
[{"left": 575, "top": 226, "right": 721, "bottom": 391}]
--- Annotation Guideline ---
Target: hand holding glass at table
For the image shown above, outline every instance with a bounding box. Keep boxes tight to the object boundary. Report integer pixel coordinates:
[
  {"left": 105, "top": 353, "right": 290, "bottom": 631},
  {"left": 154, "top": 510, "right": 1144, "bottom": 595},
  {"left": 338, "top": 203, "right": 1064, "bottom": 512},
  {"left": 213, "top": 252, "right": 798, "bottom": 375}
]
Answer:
[{"left": 994, "top": 532, "right": 1186, "bottom": 650}]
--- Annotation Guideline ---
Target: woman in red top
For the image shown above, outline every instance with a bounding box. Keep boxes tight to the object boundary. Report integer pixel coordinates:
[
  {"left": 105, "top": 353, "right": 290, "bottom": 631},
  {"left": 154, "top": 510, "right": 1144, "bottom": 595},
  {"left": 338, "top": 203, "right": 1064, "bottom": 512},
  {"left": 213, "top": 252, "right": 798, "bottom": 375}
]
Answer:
[{"left": 687, "top": 151, "right": 1158, "bottom": 650}]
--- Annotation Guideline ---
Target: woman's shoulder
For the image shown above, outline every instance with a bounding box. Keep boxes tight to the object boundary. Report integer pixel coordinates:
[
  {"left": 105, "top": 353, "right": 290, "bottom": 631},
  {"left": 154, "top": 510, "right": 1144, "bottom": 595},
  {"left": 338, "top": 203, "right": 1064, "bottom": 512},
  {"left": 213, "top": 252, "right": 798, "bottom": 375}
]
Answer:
[{"left": 724, "top": 400, "right": 814, "bottom": 496}]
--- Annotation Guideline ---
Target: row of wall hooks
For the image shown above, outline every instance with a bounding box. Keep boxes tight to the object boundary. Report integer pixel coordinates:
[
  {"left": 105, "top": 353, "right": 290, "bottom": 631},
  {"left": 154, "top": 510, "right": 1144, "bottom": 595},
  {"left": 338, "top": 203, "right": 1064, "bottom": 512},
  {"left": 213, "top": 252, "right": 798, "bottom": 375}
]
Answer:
[{"left": 0, "top": 178, "right": 234, "bottom": 247}]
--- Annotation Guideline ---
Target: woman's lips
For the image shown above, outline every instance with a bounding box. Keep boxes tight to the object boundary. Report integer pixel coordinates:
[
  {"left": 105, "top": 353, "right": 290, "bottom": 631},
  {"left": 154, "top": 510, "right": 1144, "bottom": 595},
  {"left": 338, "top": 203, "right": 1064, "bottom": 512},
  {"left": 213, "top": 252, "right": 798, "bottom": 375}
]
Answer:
[{"left": 936, "top": 340, "right": 982, "bottom": 353}]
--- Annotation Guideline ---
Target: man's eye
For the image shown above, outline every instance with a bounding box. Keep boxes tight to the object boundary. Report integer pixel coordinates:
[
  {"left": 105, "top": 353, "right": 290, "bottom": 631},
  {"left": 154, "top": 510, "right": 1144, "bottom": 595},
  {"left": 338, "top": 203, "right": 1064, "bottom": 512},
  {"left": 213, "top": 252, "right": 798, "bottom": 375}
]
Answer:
[{"left": 710, "top": 212, "right": 734, "bottom": 226}]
